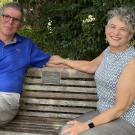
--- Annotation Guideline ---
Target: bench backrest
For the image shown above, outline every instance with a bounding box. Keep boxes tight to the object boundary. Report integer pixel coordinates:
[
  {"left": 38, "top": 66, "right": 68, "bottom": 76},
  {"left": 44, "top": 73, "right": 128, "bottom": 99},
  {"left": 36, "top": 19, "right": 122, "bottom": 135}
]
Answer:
[{"left": 18, "top": 67, "right": 97, "bottom": 119}]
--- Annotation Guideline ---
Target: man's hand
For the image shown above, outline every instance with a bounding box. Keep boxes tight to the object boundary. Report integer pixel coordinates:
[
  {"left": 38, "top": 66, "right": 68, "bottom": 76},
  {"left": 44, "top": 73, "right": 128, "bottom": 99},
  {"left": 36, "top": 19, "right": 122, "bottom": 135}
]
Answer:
[
  {"left": 49, "top": 55, "right": 65, "bottom": 64},
  {"left": 46, "top": 55, "right": 68, "bottom": 68},
  {"left": 61, "top": 120, "right": 89, "bottom": 135}
]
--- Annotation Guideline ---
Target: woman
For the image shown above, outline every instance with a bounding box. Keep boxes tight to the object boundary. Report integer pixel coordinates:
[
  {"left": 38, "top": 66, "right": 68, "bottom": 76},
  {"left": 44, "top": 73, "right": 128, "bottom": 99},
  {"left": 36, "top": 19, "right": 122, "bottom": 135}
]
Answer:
[{"left": 49, "top": 7, "right": 135, "bottom": 135}]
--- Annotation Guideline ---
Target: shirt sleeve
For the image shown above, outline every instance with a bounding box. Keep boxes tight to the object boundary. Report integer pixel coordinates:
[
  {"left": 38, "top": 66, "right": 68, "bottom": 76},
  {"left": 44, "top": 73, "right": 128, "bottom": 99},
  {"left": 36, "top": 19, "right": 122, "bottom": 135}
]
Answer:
[{"left": 30, "top": 43, "right": 51, "bottom": 68}]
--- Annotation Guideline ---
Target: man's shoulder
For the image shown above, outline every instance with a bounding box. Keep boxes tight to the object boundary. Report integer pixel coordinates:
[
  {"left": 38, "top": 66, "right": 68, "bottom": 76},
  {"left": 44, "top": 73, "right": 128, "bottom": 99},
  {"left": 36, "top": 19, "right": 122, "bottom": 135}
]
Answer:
[
  {"left": 15, "top": 33, "right": 36, "bottom": 49},
  {"left": 15, "top": 33, "right": 33, "bottom": 43}
]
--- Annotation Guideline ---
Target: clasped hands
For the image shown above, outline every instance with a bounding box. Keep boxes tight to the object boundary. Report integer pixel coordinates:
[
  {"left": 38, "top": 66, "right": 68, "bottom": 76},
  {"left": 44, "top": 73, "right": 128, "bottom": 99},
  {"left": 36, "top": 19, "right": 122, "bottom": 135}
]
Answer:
[{"left": 47, "top": 55, "right": 67, "bottom": 67}]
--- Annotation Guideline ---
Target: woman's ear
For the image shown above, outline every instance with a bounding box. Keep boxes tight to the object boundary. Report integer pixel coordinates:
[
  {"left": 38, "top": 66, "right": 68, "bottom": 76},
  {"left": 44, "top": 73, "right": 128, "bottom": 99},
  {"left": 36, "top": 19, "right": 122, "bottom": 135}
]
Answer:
[
  {"left": 105, "top": 25, "right": 107, "bottom": 35},
  {"left": 128, "top": 33, "right": 133, "bottom": 41}
]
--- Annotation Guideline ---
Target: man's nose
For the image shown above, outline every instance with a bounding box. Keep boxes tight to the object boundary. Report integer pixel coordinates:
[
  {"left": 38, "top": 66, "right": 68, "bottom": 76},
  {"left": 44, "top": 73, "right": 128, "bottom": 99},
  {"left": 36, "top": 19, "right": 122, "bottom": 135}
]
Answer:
[{"left": 7, "top": 18, "right": 14, "bottom": 24}]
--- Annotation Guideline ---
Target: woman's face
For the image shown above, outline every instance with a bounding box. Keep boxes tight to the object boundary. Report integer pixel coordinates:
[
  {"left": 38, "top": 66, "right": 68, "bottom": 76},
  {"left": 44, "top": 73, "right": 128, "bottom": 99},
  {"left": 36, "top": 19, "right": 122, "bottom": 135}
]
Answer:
[{"left": 105, "top": 16, "right": 133, "bottom": 52}]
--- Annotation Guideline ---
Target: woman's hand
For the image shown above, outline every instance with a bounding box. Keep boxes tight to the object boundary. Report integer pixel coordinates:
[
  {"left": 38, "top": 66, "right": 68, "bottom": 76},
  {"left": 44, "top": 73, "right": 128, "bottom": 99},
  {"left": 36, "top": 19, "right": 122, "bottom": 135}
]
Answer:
[
  {"left": 61, "top": 120, "right": 89, "bottom": 135},
  {"left": 49, "top": 55, "right": 66, "bottom": 65},
  {"left": 47, "top": 55, "right": 68, "bottom": 67}
]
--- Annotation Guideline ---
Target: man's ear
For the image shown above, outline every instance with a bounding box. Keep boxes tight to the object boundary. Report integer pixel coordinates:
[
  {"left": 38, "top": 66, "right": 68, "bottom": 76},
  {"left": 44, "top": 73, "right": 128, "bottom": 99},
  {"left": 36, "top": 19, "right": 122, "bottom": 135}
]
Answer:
[{"left": 18, "top": 23, "right": 23, "bottom": 30}]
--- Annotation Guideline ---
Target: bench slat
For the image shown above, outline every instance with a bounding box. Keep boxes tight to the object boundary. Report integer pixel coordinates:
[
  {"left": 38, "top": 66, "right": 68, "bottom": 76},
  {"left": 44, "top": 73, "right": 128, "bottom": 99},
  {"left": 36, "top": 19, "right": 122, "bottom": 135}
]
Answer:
[
  {"left": 21, "top": 98, "right": 97, "bottom": 107},
  {"left": 24, "top": 85, "right": 96, "bottom": 93},
  {"left": 25, "top": 77, "right": 96, "bottom": 87},
  {"left": 20, "top": 104, "right": 95, "bottom": 113},
  {"left": 13, "top": 115, "right": 68, "bottom": 123},
  {"left": 26, "top": 67, "right": 94, "bottom": 79},
  {"left": 22, "top": 91, "right": 97, "bottom": 100},
  {"left": 0, "top": 131, "right": 42, "bottom": 135},
  {"left": 18, "top": 111, "right": 85, "bottom": 118}
]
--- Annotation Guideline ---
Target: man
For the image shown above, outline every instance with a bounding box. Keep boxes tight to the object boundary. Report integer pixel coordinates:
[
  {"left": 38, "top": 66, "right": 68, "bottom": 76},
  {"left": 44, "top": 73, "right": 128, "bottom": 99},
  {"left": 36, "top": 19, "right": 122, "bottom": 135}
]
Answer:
[{"left": 0, "top": 2, "right": 59, "bottom": 126}]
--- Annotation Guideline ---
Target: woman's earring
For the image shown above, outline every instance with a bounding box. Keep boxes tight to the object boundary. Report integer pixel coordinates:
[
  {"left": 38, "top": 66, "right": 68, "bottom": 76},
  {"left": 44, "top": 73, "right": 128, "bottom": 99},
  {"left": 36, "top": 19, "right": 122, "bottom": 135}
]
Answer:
[{"left": 105, "top": 38, "right": 108, "bottom": 43}]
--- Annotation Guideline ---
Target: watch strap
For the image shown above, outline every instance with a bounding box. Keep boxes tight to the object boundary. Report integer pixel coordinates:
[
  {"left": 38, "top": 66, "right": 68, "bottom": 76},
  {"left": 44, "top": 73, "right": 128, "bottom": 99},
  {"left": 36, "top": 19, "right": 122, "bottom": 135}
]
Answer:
[{"left": 87, "top": 120, "right": 95, "bottom": 128}]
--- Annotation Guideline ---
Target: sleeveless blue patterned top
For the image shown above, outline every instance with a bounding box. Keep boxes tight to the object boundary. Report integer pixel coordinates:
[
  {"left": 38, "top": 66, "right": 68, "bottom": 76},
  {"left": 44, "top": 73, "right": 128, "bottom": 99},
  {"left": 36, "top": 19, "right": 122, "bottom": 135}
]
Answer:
[{"left": 95, "top": 46, "right": 135, "bottom": 127}]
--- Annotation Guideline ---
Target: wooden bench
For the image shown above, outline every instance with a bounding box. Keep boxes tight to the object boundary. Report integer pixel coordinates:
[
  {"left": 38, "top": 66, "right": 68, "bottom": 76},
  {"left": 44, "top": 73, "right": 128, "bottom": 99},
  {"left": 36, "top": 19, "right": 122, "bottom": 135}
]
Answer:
[{"left": 0, "top": 67, "right": 97, "bottom": 135}]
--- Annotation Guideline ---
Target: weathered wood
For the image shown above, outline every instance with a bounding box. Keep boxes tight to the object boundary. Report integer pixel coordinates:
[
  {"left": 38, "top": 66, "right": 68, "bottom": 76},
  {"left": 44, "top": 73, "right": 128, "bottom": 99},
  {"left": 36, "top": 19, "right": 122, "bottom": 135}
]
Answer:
[
  {"left": 26, "top": 67, "right": 94, "bottom": 78},
  {"left": 25, "top": 77, "right": 96, "bottom": 87},
  {"left": 20, "top": 104, "right": 95, "bottom": 114},
  {"left": 0, "top": 116, "right": 68, "bottom": 135},
  {"left": 22, "top": 91, "right": 97, "bottom": 100},
  {"left": 18, "top": 111, "right": 82, "bottom": 119},
  {"left": 0, "top": 131, "right": 41, "bottom": 135},
  {"left": 21, "top": 98, "right": 97, "bottom": 107},
  {"left": 0, "top": 67, "right": 97, "bottom": 135},
  {"left": 24, "top": 85, "right": 96, "bottom": 93}
]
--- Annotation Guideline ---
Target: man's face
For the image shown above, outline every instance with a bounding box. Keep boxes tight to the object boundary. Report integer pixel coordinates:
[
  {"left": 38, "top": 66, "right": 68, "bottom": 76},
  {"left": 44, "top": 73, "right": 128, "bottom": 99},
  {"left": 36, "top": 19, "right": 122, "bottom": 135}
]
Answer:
[{"left": 0, "top": 7, "right": 22, "bottom": 37}]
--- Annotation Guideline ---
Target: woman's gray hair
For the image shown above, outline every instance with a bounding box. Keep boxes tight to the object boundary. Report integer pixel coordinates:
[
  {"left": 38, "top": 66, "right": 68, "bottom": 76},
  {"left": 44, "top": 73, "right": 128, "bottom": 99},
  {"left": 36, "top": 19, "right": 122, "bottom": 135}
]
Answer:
[
  {"left": 107, "top": 7, "right": 135, "bottom": 33},
  {"left": 0, "top": 2, "right": 24, "bottom": 21}
]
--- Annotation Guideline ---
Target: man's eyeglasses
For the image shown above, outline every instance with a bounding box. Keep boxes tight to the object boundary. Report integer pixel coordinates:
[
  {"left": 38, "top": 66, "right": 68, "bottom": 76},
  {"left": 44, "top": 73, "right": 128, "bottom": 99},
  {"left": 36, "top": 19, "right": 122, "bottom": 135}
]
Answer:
[{"left": 1, "top": 14, "right": 22, "bottom": 24}]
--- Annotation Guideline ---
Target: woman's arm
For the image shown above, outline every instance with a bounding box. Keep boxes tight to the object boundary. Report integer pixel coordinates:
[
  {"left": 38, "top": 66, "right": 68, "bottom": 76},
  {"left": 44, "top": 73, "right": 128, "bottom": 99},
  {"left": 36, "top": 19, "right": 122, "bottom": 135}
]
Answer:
[
  {"left": 47, "top": 53, "right": 104, "bottom": 73},
  {"left": 91, "top": 58, "right": 135, "bottom": 126},
  {"left": 61, "top": 58, "right": 135, "bottom": 135}
]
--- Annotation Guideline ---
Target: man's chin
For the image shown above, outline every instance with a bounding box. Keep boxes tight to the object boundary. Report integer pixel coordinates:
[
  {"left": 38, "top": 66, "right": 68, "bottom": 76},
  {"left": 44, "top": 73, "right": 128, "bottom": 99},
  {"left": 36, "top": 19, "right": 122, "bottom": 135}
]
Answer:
[{"left": 3, "top": 32, "right": 14, "bottom": 37}]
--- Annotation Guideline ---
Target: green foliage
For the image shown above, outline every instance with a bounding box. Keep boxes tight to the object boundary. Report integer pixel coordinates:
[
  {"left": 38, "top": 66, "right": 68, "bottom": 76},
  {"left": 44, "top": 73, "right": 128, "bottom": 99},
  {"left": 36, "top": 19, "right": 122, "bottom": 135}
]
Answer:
[
  {"left": 0, "top": 0, "right": 12, "bottom": 7},
  {"left": 18, "top": 0, "right": 135, "bottom": 59}
]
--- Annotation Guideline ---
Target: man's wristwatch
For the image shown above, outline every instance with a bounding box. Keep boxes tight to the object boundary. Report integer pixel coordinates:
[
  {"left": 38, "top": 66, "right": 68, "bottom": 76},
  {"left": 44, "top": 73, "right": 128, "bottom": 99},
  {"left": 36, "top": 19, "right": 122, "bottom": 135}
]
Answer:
[{"left": 87, "top": 120, "right": 95, "bottom": 128}]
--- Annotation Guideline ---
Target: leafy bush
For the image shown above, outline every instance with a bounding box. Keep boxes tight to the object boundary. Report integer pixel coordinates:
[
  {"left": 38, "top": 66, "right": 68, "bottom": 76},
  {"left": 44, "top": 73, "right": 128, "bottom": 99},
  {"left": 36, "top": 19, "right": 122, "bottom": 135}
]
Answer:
[{"left": 18, "top": 0, "right": 135, "bottom": 59}]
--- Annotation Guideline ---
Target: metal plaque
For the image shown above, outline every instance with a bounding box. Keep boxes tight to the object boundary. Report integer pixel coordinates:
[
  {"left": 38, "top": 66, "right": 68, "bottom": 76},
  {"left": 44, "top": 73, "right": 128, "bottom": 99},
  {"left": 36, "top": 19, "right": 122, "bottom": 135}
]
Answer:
[{"left": 42, "top": 71, "right": 61, "bottom": 84}]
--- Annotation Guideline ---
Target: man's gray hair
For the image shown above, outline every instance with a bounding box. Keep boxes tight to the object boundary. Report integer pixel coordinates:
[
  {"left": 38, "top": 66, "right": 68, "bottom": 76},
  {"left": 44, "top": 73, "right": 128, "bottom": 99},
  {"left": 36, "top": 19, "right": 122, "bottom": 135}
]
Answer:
[
  {"left": 0, "top": 2, "right": 24, "bottom": 21},
  {"left": 107, "top": 7, "right": 135, "bottom": 33}
]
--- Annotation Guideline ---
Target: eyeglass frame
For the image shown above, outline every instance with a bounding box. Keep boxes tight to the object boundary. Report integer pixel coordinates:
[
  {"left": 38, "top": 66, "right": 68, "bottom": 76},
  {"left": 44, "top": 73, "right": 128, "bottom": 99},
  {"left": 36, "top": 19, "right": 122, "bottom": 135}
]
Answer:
[{"left": 1, "top": 14, "right": 22, "bottom": 24}]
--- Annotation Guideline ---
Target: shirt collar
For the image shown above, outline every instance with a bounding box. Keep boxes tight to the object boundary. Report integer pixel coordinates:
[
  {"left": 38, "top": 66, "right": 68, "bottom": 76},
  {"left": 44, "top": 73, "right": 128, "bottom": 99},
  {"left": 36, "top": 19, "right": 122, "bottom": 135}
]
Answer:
[{"left": 4, "top": 33, "right": 22, "bottom": 45}]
